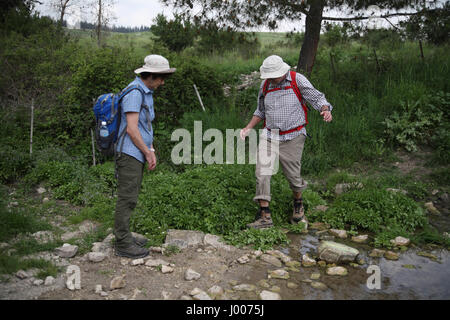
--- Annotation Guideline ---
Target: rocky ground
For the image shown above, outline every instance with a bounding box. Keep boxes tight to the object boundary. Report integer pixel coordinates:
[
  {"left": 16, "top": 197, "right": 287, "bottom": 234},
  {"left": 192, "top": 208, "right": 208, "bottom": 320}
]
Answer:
[{"left": 1, "top": 219, "right": 449, "bottom": 300}]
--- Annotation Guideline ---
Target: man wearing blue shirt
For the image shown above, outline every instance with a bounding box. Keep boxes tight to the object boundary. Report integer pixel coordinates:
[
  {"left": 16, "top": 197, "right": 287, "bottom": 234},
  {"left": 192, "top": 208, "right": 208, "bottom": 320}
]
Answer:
[{"left": 114, "top": 54, "right": 176, "bottom": 258}]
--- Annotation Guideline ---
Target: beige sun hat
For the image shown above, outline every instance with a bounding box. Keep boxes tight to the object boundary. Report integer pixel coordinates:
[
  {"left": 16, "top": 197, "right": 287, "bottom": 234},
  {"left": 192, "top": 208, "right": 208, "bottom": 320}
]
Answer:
[
  {"left": 260, "top": 55, "right": 291, "bottom": 79},
  {"left": 134, "top": 54, "right": 176, "bottom": 74}
]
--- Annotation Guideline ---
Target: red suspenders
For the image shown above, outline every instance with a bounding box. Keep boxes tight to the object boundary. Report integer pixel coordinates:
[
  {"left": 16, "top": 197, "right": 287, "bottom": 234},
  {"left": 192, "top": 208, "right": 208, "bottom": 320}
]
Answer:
[{"left": 262, "top": 71, "right": 309, "bottom": 135}]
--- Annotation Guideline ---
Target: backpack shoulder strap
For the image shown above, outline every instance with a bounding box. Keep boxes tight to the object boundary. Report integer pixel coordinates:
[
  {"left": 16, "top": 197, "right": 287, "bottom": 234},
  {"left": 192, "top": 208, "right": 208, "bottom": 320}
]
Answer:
[
  {"left": 262, "top": 79, "right": 270, "bottom": 97},
  {"left": 290, "top": 71, "right": 309, "bottom": 124}
]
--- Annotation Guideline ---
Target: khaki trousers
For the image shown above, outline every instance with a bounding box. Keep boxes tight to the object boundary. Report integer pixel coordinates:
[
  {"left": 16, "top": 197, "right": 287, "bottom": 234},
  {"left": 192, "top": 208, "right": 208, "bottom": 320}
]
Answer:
[{"left": 254, "top": 134, "right": 308, "bottom": 203}]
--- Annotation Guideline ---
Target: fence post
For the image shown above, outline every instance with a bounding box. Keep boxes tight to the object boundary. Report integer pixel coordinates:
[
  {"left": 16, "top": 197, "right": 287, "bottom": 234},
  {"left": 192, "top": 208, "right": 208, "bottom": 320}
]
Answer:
[
  {"left": 193, "top": 84, "right": 206, "bottom": 112},
  {"left": 30, "top": 99, "right": 34, "bottom": 156},
  {"left": 90, "top": 129, "right": 96, "bottom": 166}
]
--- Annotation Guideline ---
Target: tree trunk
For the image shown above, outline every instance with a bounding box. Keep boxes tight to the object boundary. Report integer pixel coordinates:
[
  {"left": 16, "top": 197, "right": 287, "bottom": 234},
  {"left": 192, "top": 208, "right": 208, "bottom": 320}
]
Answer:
[{"left": 297, "top": 0, "right": 325, "bottom": 75}]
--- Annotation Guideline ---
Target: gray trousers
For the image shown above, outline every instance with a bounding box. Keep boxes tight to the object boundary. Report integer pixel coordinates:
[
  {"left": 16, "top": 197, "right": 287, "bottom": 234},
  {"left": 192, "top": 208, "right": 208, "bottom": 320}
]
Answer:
[
  {"left": 254, "top": 134, "right": 308, "bottom": 203},
  {"left": 114, "top": 153, "right": 144, "bottom": 247}
]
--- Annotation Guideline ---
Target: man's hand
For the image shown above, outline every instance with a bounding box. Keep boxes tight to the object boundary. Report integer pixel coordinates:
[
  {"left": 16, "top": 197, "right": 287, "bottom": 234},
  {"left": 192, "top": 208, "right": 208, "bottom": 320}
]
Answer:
[
  {"left": 145, "top": 150, "right": 157, "bottom": 170},
  {"left": 240, "top": 127, "right": 250, "bottom": 140},
  {"left": 320, "top": 106, "right": 332, "bottom": 122}
]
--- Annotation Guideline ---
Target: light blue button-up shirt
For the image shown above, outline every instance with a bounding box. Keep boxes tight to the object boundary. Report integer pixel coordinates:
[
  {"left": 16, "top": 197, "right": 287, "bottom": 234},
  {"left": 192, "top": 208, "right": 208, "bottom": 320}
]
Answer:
[{"left": 116, "top": 77, "right": 155, "bottom": 163}]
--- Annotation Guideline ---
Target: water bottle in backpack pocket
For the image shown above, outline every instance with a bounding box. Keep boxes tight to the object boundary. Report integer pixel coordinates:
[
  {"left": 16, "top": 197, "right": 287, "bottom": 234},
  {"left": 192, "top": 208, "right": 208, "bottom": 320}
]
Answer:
[{"left": 93, "top": 85, "right": 146, "bottom": 157}]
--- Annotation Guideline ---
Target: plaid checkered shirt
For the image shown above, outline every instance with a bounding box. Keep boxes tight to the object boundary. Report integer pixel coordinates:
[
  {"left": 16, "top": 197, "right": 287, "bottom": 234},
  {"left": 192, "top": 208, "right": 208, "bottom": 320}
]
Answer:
[{"left": 253, "top": 71, "right": 333, "bottom": 141}]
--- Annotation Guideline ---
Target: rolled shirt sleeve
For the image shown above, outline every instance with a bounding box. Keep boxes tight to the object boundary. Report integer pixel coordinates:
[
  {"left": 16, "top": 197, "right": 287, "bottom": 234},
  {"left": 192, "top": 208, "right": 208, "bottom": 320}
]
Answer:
[{"left": 295, "top": 73, "right": 333, "bottom": 112}]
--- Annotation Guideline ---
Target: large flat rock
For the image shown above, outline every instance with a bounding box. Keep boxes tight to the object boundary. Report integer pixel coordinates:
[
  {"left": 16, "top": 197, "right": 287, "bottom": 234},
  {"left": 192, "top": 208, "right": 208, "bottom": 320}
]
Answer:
[
  {"left": 317, "top": 241, "right": 359, "bottom": 263},
  {"left": 164, "top": 229, "right": 205, "bottom": 249}
]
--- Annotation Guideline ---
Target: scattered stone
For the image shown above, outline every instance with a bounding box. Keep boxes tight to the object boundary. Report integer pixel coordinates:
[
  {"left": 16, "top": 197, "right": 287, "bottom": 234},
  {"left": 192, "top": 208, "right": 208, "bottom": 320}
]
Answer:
[
  {"left": 103, "top": 233, "right": 115, "bottom": 244},
  {"left": 161, "top": 291, "right": 171, "bottom": 300},
  {"left": 37, "top": 187, "right": 46, "bottom": 194},
  {"left": 300, "top": 279, "right": 313, "bottom": 284},
  {"left": 335, "top": 182, "right": 363, "bottom": 195},
  {"left": 44, "top": 276, "right": 55, "bottom": 286},
  {"left": 203, "top": 234, "right": 235, "bottom": 251},
  {"left": 314, "top": 205, "right": 329, "bottom": 212},
  {"left": 285, "top": 261, "right": 301, "bottom": 268},
  {"left": 317, "top": 241, "right": 359, "bottom": 263},
  {"left": 443, "top": 232, "right": 450, "bottom": 239},
  {"left": 120, "top": 258, "right": 129, "bottom": 266},
  {"left": 352, "top": 235, "right": 369, "bottom": 243},
  {"left": 270, "top": 286, "right": 281, "bottom": 293},
  {"left": 145, "top": 258, "right": 170, "bottom": 267},
  {"left": 9, "top": 201, "right": 19, "bottom": 206},
  {"left": 350, "top": 263, "right": 360, "bottom": 267},
  {"left": 88, "top": 252, "right": 106, "bottom": 263},
  {"left": 326, "top": 266, "right": 348, "bottom": 276},
  {"left": 260, "top": 290, "right": 281, "bottom": 300},
  {"left": 33, "top": 279, "right": 44, "bottom": 286},
  {"left": 95, "top": 285, "right": 103, "bottom": 294},
  {"left": 43, "top": 197, "right": 50, "bottom": 203},
  {"left": 310, "top": 222, "right": 330, "bottom": 231},
  {"left": 310, "top": 282, "right": 328, "bottom": 291},
  {"left": 55, "top": 244, "right": 78, "bottom": 258},
  {"left": 15, "top": 270, "right": 30, "bottom": 280},
  {"left": 100, "top": 291, "right": 108, "bottom": 297},
  {"left": 149, "top": 246, "right": 163, "bottom": 253},
  {"left": 384, "top": 251, "right": 400, "bottom": 260},
  {"left": 130, "top": 288, "right": 142, "bottom": 300},
  {"left": 131, "top": 258, "right": 145, "bottom": 266},
  {"left": 110, "top": 276, "right": 126, "bottom": 290},
  {"left": 267, "top": 250, "right": 292, "bottom": 263},
  {"left": 165, "top": 229, "right": 205, "bottom": 249},
  {"left": 237, "top": 255, "right": 250, "bottom": 264},
  {"left": 257, "top": 279, "right": 271, "bottom": 288},
  {"left": 317, "top": 261, "right": 327, "bottom": 268},
  {"left": 260, "top": 254, "right": 283, "bottom": 267},
  {"left": 301, "top": 254, "right": 316, "bottom": 267},
  {"left": 32, "top": 231, "right": 55, "bottom": 243},
  {"left": 386, "top": 188, "right": 407, "bottom": 195},
  {"left": 91, "top": 242, "right": 111, "bottom": 255},
  {"left": 357, "top": 258, "right": 366, "bottom": 265},
  {"left": 189, "top": 288, "right": 212, "bottom": 300},
  {"left": 287, "top": 282, "right": 298, "bottom": 289},
  {"left": 425, "top": 202, "right": 440, "bottom": 215},
  {"left": 310, "top": 273, "right": 321, "bottom": 280},
  {"left": 207, "top": 285, "right": 224, "bottom": 300},
  {"left": 329, "top": 229, "right": 347, "bottom": 239},
  {"left": 417, "top": 251, "right": 438, "bottom": 261},
  {"left": 180, "top": 295, "right": 193, "bottom": 300},
  {"left": 185, "top": 268, "right": 201, "bottom": 281},
  {"left": 233, "top": 284, "right": 257, "bottom": 292},
  {"left": 390, "top": 236, "right": 410, "bottom": 247},
  {"left": 161, "top": 265, "right": 174, "bottom": 274},
  {"left": 369, "top": 249, "right": 386, "bottom": 258},
  {"left": 268, "top": 269, "right": 290, "bottom": 280},
  {"left": 253, "top": 250, "right": 263, "bottom": 258}
]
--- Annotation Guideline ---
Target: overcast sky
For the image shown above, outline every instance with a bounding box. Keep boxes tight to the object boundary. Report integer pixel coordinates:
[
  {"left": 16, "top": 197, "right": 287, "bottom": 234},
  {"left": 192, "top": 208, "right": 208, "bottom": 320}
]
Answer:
[{"left": 35, "top": 0, "right": 400, "bottom": 31}]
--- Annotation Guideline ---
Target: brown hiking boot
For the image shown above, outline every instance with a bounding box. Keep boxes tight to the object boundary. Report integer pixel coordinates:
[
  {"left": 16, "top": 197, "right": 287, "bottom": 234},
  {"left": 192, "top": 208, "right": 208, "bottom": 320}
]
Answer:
[
  {"left": 291, "top": 198, "right": 308, "bottom": 229},
  {"left": 247, "top": 207, "right": 274, "bottom": 229}
]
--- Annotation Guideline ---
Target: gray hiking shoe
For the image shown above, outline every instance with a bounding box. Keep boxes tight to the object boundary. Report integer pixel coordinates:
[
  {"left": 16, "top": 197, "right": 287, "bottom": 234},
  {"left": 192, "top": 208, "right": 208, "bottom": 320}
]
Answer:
[
  {"left": 114, "top": 242, "right": 149, "bottom": 259},
  {"left": 247, "top": 207, "right": 274, "bottom": 229},
  {"left": 291, "top": 198, "right": 308, "bottom": 229},
  {"left": 133, "top": 236, "right": 148, "bottom": 248}
]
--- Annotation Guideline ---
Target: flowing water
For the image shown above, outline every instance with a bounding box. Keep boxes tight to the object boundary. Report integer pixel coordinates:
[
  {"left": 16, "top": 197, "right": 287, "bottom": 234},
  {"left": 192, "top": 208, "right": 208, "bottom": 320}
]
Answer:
[{"left": 243, "top": 232, "right": 450, "bottom": 300}]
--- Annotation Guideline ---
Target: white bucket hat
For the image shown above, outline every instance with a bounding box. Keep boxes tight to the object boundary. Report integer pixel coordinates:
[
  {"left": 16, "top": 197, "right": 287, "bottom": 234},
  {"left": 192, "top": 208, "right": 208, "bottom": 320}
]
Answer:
[
  {"left": 134, "top": 54, "right": 176, "bottom": 75},
  {"left": 260, "top": 55, "right": 291, "bottom": 79}
]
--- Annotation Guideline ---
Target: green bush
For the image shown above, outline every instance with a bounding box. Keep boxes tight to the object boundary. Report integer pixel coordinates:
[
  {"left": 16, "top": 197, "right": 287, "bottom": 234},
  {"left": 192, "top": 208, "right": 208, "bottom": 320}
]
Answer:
[
  {"left": 0, "top": 146, "right": 32, "bottom": 183},
  {"left": 383, "top": 92, "right": 449, "bottom": 152},
  {"left": 309, "top": 187, "right": 427, "bottom": 247}
]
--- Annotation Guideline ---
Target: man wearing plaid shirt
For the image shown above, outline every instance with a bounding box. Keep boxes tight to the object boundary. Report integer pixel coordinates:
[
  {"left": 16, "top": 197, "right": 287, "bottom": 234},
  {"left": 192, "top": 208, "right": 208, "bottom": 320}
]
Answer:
[{"left": 240, "top": 55, "right": 333, "bottom": 229}]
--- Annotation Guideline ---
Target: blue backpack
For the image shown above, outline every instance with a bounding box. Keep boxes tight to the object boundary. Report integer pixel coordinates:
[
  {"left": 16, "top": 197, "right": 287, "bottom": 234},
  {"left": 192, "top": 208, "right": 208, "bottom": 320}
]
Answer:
[{"left": 93, "top": 85, "right": 146, "bottom": 157}]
